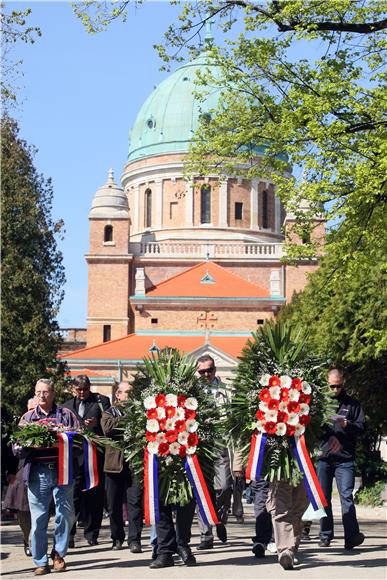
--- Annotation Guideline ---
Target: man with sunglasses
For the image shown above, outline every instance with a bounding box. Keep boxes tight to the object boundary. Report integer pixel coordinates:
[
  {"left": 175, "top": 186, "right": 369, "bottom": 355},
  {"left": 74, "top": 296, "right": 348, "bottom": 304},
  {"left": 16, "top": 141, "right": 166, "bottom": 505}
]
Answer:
[
  {"left": 317, "top": 368, "right": 365, "bottom": 550},
  {"left": 63, "top": 375, "right": 110, "bottom": 547}
]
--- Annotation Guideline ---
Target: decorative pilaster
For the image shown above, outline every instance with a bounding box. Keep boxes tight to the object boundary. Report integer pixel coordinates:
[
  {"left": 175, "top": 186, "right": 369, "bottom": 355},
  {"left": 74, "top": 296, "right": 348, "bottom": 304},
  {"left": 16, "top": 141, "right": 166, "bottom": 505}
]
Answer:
[
  {"left": 218, "top": 179, "right": 228, "bottom": 227},
  {"left": 185, "top": 182, "right": 194, "bottom": 226},
  {"left": 154, "top": 179, "right": 163, "bottom": 229},
  {"left": 250, "top": 179, "right": 259, "bottom": 229},
  {"left": 134, "top": 185, "right": 141, "bottom": 233}
]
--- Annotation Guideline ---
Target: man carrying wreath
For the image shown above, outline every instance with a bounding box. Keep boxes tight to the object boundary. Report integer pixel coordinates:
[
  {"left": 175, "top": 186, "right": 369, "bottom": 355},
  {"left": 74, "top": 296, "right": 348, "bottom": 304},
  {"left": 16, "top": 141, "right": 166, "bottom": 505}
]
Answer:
[{"left": 13, "top": 378, "right": 79, "bottom": 576}]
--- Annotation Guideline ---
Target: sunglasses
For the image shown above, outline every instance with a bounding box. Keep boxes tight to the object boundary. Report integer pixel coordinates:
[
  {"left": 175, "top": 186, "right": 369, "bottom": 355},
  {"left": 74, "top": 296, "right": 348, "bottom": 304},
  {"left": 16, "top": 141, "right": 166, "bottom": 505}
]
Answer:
[
  {"left": 198, "top": 367, "right": 215, "bottom": 375},
  {"left": 75, "top": 387, "right": 90, "bottom": 392},
  {"left": 329, "top": 384, "right": 343, "bottom": 389}
]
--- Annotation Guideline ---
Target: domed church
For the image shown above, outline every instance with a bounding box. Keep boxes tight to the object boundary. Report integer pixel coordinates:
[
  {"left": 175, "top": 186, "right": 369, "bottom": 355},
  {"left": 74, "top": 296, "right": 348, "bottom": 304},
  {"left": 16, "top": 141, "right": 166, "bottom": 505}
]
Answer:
[{"left": 61, "top": 41, "right": 325, "bottom": 394}]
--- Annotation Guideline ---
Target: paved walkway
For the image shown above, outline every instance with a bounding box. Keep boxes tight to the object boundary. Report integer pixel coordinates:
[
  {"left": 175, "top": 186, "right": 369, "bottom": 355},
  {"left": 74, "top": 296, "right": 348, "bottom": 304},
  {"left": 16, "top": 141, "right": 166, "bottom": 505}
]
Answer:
[{"left": 1, "top": 499, "right": 386, "bottom": 579}]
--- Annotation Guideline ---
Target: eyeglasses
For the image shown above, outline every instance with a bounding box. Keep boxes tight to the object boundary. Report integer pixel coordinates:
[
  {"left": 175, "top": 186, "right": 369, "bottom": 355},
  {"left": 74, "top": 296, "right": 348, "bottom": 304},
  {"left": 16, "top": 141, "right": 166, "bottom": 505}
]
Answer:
[
  {"left": 35, "top": 391, "right": 51, "bottom": 397},
  {"left": 75, "top": 387, "right": 90, "bottom": 392},
  {"left": 329, "top": 384, "right": 343, "bottom": 389},
  {"left": 198, "top": 367, "right": 215, "bottom": 375}
]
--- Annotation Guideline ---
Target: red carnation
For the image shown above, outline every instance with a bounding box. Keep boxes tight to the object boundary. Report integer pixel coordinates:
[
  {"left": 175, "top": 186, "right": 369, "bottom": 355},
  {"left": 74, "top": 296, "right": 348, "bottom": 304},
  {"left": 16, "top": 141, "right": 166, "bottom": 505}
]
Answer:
[
  {"left": 165, "top": 430, "right": 178, "bottom": 443},
  {"left": 187, "top": 433, "right": 199, "bottom": 447},
  {"left": 178, "top": 445, "right": 187, "bottom": 458},
  {"left": 147, "top": 408, "right": 158, "bottom": 419},
  {"left": 158, "top": 419, "right": 167, "bottom": 431},
  {"left": 299, "top": 393, "right": 311, "bottom": 405},
  {"left": 259, "top": 388, "right": 271, "bottom": 402},
  {"left": 177, "top": 395, "right": 187, "bottom": 407},
  {"left": 158, "top": 442, "right": 170, "bottom": 456},
  {"left": 174, "top": 420, "right": 187, "bottom": 433},
  {"left": 299, "top": 414, "right": 311, "bottom": 426},
  {"left": 155, "top": 393, "right": 167, "bottom": 407},
  {"left": 165, "top": 406, "right": 176, "bottom": 419},
  {"left": 280, "top": 388, "right": 289, "bottom": 401},
  {"left": 286, "top": 424, "right": 296, "bottom": 436},
  {"left": 256, "top": 410, "right": 265, "bottom": 421},
  {"left": 277, "top": 411, "right": 289, "bottom": 424},
  {"left": 269, "top": 375, "right": 281, "bottom": 387},
  {"left": 146, "top": 431, "right": 157, "bottom": 442},
  {"left": 185, "top": 408, "right": 196, "bottom": 420},
  {"left": 291, "top": 378, "right": 303, "bottom": 391},
  {"left": 268, "top": 398, "right": 280, "bottom": 411},
  {"left": 287, "top": 401, "right": 301, "bottom": 414},
  {"left": 264, "top": 421, "right": 277, "bottom": 435}
]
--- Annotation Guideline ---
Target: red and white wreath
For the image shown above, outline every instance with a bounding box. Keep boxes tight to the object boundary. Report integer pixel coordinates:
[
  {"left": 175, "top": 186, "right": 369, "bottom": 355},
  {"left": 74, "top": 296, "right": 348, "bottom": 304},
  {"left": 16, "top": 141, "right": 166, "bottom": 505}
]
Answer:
[
  {"left": 256, "top": 374, "right": 312, "bottom": 437},
  {"left": 144, "top": 393, "right": 199, "bottom": 457}
]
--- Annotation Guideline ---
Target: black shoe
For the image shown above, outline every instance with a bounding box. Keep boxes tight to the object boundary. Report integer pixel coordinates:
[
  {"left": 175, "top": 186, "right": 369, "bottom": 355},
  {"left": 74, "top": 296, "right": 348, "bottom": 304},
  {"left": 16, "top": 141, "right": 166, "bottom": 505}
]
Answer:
[
  {"left": 112, "top": 540, "right": 123, "bottom": 551},
  {"left": 68, "top": 537, "right": 75, "bottom": 549},
  {"left": 87, "top": 539, "right": 98, "bottom": 546},
  {"left": 279, "top": 549, "right": 294, "bottom": 570},
  {"left": 151, "top": 546, "right": 158, "bottom": 560},
  {"left": 235, "top": 516, "right": 244, "bottom": 524},
  {"left": 318, "top": 538, "right": 331, "bottom": 547},
  {"left": 128, "top": 541, "right": 142, "bottom": 553},
  {"left": 197, "top": 540, "right": 213, "bottom": 550},
  {"left": 177, "top": 545, "right": 197, "bottom": 567},
  {"left": 345, "top": 532, "right": 365, "bottom": 550},
  {"left": 149, "top": 554, "right": 174, "bottom": 569},
  {"left": 216, "top": 523, "right": 227, "bottom": 543},
  {"left": 24, "top": 542, "right": 32, "bottom": 557},
  {"left": 252, "top": 542, "right": 266, "bottom": 558}
]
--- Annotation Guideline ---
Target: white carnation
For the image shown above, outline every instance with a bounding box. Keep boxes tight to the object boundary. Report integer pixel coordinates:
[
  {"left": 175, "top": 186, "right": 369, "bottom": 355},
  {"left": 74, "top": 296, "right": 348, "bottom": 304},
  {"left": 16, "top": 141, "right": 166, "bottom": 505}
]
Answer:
[
  {"left": 186, "top": 446, "right": 197, "bottom": 455},
  {"left": 276, "top": 422, "right": 287, "bottom": 436},
  {"left": 144, "top": 396, "right": 156, "bottom": 410},
  {"left": 295, "top": 424, "right": 306, "bottom": 436},
  {"left": 265, "top": 410, "right": 278, "bottom": 422},
  {"left": 146, "top": 419, "right": 159, "bottom": 433},
  {"left": 256, "top": 421, "right": 264, "bottom": 432},
  {"left": 169, "top": 442, "right": 180, "bottom": 455},
  {"left": 186, "top": 419, "right": 198, "bottom": 433},
  {"left": 288, "top": 389, "right": 300, "bottom": 402},
  {"left": 175, "top": 407, "right": 185, "bottom": 420},
  {"left": 166, "top": 394, "right": 178, "bottom": 407},
  {"left": 299, "top": 403, "right": 310, "bottom": 415},
  {"left": 156, "top": 432, "right": 166, "bottom": 443},
  {"left": 157, "top": 407, "right": 166, "bottom": 419},
  {"left": 147, "top": 441, "right": 159, "bottom": 454},
  {"left": 287, "top": 413, "right": 299, "bottom": 426},
  {"left": 259, "top": 401, "right": 268, "bottom": 412},
  {"left": 301, "top": 381, "right": 312, "bottom": 394},
  {"left": 278, "top": 401, "right": 288, "bottom": 412},
  {"left": 269, "top": 386, "right": 281, "bottom": 399},
  {"left": 185, "top": 397, "right": 198, "bottom": 410},
  {"left": 280, "top": 375, "right": 292, "bottom": 389},
  {"left": 177, "top": 431, "right": 189, "bottom": 445}
]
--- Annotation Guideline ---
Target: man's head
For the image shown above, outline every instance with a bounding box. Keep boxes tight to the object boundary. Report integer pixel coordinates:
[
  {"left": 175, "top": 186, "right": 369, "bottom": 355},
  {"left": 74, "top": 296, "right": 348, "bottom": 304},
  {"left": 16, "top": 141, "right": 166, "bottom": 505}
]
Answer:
[
  {"left": 34, "top": 379, "right": 55, "bottom": 412},
  {"left": 73, "top": 375, "right": 91, "bottom": 400},
  {"left": 328, "top": 368, "right": 345, "bottom": 397},
  {"left": 115, "top": 381, "right": 131, "bottom": 403},
  {"left": 196, "top": 355, "right": 216, "bottom": 383}
]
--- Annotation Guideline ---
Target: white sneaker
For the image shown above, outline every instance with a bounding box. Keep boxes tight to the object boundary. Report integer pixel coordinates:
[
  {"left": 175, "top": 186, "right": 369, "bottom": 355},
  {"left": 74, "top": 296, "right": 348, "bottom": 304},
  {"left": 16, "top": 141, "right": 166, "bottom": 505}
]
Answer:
[{"left": 267, "top": 542, "right": 277, "bottom": 553}]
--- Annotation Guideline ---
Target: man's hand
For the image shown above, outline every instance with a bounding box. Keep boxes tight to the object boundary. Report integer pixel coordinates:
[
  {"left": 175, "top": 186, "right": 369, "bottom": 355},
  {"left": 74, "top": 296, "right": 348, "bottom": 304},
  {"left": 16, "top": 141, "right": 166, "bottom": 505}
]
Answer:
[
  {"left": 7, "top": 474, "right": 16, "bottom": 484},
  {"left": 84, "top": 417, "right": 97, "bottom": 428},
  {"left": 336, "top": 417, "right": 348, "bottom": 428},
  {"left": 328, "top": 435, "right": 342, "bottom": 454},
  {"left": 233, "top": 471, "right": 244, "bottom": 479}
]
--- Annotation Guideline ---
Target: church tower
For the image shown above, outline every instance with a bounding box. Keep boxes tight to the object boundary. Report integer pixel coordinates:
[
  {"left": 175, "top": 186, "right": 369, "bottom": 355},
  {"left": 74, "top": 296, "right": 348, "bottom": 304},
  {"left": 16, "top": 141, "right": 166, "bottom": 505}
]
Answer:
[{"left": 86, "top": 169, "right": 131, "bottom": 346}]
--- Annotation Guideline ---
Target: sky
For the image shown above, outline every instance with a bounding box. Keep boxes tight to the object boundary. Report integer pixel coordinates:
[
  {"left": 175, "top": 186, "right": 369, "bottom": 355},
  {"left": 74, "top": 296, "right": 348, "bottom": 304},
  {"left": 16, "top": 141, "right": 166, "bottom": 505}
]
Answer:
[{"left": 9, "top": 0, "right": 185, "bottom": 328}]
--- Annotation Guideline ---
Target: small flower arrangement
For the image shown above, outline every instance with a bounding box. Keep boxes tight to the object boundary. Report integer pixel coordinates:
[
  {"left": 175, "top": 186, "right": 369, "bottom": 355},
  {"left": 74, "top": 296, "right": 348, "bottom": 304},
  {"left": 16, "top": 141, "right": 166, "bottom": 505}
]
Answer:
[{"left": 255, "top": 374, "right": 312, "bottom": 437}]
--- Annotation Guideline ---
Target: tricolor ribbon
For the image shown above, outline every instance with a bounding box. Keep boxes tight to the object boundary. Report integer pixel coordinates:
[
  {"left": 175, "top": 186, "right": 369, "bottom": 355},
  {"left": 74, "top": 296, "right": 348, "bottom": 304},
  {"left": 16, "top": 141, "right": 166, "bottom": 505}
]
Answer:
[
  {"left": 144, "top": 450, "right": 160, "bottom": 526},
  {"left": 57, "top": 432, "right": 76, "bottom": 486},
  {"left": 246, "top": 432, "right": 267, "bottom": 482},
  {"left": 83, "top": 436, "right": 99, "bottom": 490},
  {"left": 184, "top": 455, "right": 219, "bottom": 526},
  {"left": 292, "top": 434, "right": 327, "bottom": 510}
]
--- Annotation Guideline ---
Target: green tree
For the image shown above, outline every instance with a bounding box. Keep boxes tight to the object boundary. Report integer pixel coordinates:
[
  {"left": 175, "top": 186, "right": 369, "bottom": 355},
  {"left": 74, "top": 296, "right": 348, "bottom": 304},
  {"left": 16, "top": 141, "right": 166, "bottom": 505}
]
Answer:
[{"left": 1, "top": 116, "right": 66, "bottom": 418}]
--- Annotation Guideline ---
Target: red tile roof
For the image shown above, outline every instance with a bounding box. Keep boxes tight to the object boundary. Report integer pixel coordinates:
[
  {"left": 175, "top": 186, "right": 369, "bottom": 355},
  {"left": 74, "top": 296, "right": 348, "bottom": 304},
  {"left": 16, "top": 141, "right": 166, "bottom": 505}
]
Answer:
[
  {"left": 60, "top": 333, "right": 249, "bottom": 362},
  {"left": 145, "top": 262, "right": 269, "bottom": 298}
]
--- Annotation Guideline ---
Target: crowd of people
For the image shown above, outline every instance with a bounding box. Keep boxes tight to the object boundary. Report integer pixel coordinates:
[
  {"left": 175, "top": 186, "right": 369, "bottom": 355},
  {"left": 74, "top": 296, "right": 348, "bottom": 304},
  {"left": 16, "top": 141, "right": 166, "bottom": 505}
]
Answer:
[{"left": 3, "top": 362, "right": 366, "bottom": 575}]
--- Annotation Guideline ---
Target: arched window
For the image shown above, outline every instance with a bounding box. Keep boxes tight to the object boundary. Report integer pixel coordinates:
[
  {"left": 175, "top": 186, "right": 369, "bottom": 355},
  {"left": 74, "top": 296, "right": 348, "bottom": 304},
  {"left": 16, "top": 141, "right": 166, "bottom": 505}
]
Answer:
[
  {"left": 104, "top": 225, "right": 113, "bottom": 242},
  {"left": 145, "top": 189, "right": 152, "bottom": 228},
  {"left": 262, "top": 190, "right": 269, "bottom": 229},
  {"left": 200, "top": 184, "right": 211, "bottom": 224}
]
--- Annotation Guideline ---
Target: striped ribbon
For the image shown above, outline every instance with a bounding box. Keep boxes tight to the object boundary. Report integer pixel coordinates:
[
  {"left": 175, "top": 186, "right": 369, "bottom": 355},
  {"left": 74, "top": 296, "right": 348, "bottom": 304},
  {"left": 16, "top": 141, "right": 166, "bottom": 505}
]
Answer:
[
  {"left": 245, "top": 432, "right": 267, "bottom": 482},
  {"left": 292, "top": 434, "right": 327, "bottom": 510},
  {"left": 184, "top": 455, "right": 219, "bottom": 526},
  {"left": 83, "top": 436, "right": 99, "bottom": 490},
  {"left": 144, "top": 450, "right": 160, "bottom": 526},
  {"left": 57, "top": 432, "right": 76, "bottom": 485}
]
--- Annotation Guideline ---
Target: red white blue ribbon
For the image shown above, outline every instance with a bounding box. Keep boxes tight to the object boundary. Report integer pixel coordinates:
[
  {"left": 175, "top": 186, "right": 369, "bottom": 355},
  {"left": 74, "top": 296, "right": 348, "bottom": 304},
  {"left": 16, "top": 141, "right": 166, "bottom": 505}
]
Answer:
[
  {"left": 83, "top": 437, "right": 99, "bottom": 490},
  {"left": 246, "top": 432, "right": 267, "bottom": 482},
  {"left": 144, "top": 450, "right": 159, "bottom": 526},
  {"left": 184, "top": 455, "right": 219, "bottom": 526},
  {"left": 57, "top": 432, "right": 76, "bottom": 486},
  {"left": 293, "top": 435, "right": 327, "bottom": 510}
]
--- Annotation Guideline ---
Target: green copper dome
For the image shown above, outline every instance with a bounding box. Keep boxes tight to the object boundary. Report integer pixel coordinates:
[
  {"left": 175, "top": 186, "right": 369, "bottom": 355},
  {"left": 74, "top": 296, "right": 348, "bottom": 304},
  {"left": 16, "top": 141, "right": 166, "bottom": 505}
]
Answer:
[{"left": 127, "top": 52, "right": 222, "bottom": 162}]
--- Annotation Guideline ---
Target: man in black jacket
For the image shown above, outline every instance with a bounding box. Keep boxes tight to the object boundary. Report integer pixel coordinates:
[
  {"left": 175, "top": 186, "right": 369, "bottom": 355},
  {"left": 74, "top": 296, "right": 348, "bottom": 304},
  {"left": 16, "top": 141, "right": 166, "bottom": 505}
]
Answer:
[
  {"left": 317, "top": 368, "right": 365, "bottom": 550},
  {"left": 63, "top": 375, "right": 110, "bottom": 547}
]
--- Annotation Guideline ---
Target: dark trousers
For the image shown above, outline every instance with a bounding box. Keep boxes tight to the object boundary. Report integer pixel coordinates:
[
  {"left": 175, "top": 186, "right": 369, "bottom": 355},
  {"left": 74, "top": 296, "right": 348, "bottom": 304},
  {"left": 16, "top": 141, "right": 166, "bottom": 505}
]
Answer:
[
  {"left": 156, "top": 500, "right": 195, "bottom": 555},
  {"left": 252, "top": 479, "right": 273, "bottom": 546},
  {"left": 71, "top": 453, "right": 105, "bottom": 542},
  {"left": 105, "top": 466, "right": 143, "bottom": 544},
  {"left": 317, "top": 459, "right": 359, "bottom": 543}
]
